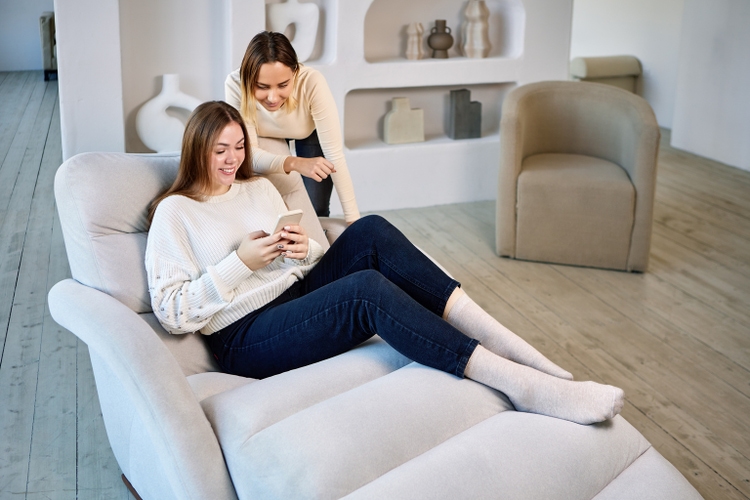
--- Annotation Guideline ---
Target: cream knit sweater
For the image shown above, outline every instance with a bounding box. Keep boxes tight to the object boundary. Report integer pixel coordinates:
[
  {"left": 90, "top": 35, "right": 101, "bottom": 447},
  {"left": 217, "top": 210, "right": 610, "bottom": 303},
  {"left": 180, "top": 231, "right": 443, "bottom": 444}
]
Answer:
[
  {"left": 146, "top": 178, "right": 325, "bottom": 335},
  {"left": 225, "top": 65, "right": 360, "bottom": 223}
]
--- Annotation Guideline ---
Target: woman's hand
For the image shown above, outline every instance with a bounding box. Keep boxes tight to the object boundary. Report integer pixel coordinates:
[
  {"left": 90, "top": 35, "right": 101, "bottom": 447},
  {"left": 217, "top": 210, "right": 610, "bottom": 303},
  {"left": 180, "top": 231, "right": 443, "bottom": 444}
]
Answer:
[
  {"left": 276, "top": 224, "right": 309, "bottom": 260},
  {"left": 236, "top": 230, "right": 284, "bottom": 270},
  {"left": 284, "top": 156, "right": 336, "bottom": 182}
]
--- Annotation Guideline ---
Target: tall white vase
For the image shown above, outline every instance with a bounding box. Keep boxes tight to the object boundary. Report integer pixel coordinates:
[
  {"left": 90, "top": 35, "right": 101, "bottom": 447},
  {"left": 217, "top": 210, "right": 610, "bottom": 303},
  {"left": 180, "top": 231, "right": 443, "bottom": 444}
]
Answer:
[
  {"left": 267, "top": 0, "right": 320, "bottom": 62},
  {"left": 462, "top": 0, "right": 491, "bottom": 58},
  {"left": 406, "top": 22, "right": 424, "bottom": 60},
  {"left": 136, "top": 74, "right": 202, "bottom": 153}
]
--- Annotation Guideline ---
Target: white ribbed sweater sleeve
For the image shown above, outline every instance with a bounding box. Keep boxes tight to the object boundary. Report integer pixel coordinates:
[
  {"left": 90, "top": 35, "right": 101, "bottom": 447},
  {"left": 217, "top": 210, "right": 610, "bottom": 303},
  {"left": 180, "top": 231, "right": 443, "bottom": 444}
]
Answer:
[
  {"left": 224, "top": 67, "right": 361, "bottom": 223},
  {"left": 145, "top": 179, "right": 325, "bottom": 335}
]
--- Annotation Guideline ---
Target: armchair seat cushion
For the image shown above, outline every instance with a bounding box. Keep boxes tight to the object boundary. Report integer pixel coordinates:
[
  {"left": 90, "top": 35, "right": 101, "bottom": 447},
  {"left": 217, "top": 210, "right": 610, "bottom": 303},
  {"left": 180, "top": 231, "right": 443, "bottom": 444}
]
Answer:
[{"left": 516, "top": 153, "right": 635, "bottom": 269}]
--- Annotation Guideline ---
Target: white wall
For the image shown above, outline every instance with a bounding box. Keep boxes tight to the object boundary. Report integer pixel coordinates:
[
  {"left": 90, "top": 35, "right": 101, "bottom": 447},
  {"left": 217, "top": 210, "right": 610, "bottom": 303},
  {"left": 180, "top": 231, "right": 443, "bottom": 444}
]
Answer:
[
  {"left": 671, "top": 0, "right": 750, "bottom": 172},
  {"left": 118, "top": 0, "right": 266, "bottom": 152},
  {"left": 0, "top": 0, "right": 54, "bottom": 71},
  {"left": 570, "top": 0, "right": 684, "bottom": 128},
  {"left": 53, "top": 0, "right": 125, "bottom": 159}
]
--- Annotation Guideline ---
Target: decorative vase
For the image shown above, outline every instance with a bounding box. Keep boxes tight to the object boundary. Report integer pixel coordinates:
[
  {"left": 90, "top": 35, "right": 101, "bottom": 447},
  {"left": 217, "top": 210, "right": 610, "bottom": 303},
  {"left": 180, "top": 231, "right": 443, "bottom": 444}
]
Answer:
[
  {"left": 384, "top": 97, "right": 424, "bottom": 144},
  {"left": 462, "top": 0, "right": 491, "bottom": 58},
  {"left": 267, "top": 0, "right": 320, "bottom": 62},
  {"left": 448, "top": 89, "right": 481, "bottom": 139},
  {"left": 405, "top": 22, "right": 424, "bottom": 60},
  {"left": 135, "top": 74, "right": 202, "bottom": 153},
  {"left": 427, "top": 20, "right": 453, "bottom": 59}
]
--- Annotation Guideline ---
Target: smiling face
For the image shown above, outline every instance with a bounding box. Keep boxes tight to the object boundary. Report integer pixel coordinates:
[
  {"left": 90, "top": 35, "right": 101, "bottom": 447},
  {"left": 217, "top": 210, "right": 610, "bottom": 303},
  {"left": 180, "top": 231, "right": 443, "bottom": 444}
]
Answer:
[
  {"left": 208, "top": 122, "right": 246, "bottom": 196},
  {"left": 254, "top": 61, "right": 295, "bottom": 112}
]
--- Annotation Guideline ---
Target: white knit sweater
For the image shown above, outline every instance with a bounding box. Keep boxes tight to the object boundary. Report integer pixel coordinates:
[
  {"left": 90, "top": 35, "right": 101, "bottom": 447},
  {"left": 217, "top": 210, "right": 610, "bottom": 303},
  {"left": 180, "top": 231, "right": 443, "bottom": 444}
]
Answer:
[{"left": 145, "top": 177, "right": 325, "bottom": 335}]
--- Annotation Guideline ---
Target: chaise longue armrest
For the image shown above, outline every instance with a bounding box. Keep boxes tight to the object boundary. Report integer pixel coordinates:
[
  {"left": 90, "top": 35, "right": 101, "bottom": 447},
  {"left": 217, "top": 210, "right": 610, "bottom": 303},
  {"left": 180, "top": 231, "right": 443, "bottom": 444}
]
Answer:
[
  {"left": 48, "top": 279, "right": 237, "bottom": 500},
  {"left": 319, "top": 216, "right": 348, "bottom": 245}
]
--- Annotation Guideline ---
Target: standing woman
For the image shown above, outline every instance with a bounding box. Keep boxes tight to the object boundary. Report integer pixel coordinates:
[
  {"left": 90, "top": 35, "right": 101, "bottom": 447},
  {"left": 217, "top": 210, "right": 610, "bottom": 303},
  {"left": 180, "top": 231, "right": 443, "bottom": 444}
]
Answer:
[{"left": 225, "top": 31, "right": 359, "bottom": 223}]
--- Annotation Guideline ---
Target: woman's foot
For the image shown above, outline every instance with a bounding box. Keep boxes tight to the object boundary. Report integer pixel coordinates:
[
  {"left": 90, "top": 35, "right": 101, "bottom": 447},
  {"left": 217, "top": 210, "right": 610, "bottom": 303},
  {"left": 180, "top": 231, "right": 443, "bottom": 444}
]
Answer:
[{"left": 464, "top": 346, "right": 624, "bottom": 425}]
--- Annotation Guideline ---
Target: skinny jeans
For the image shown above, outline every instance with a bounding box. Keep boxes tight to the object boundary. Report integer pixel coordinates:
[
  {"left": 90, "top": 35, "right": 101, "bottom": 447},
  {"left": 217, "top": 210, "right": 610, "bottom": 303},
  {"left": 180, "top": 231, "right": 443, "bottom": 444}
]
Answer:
[
  {"left": 290, "top": 129, "right": 334, "bottom": 217},
  {"left": 209, "top": 215, "right": 479, "bottom": 379}
]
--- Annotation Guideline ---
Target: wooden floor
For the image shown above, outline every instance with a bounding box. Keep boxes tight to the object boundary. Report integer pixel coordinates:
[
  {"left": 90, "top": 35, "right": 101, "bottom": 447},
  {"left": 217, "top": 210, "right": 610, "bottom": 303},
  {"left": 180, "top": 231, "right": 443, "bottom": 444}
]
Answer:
[{"left": 1, "top": 70, "right": 749, "bottom": 499}]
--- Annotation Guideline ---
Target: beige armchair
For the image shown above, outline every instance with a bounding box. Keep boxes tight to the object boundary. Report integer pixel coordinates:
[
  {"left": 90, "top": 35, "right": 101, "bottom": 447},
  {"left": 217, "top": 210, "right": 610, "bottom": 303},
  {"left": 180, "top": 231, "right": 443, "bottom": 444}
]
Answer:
[{"left": 496, "top": 80, "right": 660, "bottom": 272}]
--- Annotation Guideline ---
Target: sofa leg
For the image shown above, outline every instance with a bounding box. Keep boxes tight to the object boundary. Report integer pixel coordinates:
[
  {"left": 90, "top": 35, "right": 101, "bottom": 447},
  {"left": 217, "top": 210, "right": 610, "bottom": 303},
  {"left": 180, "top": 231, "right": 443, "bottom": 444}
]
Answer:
[{"left": 122, "top": 474, "right": 144, "bottom": 500}]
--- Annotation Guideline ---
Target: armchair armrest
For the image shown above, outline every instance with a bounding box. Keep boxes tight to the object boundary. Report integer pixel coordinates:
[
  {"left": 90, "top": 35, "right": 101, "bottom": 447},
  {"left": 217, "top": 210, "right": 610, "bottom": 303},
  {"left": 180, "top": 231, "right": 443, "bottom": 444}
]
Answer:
[{"left": 48, "top": 279, "right": 237, "bottom": 500}]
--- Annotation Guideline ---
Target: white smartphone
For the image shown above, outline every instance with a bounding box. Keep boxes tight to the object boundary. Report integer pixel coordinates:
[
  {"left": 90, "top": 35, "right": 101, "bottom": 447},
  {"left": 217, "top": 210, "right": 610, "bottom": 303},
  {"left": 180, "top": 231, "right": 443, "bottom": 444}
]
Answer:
[{"left": 272, "top": 209, "right": 303, "bottom": 234}]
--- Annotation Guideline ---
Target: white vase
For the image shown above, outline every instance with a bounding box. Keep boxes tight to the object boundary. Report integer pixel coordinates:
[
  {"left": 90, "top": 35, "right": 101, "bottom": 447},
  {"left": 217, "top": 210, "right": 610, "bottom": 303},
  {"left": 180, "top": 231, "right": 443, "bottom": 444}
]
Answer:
[
  {"left": 135, "top": 74, "right": 202, "bottom": 153},
  {"left": 267, "top": 0, "right": 320, "bottom": 62},
  {"left": 406, "top": 22, "right": 424, "bottom": 60},
  {"left": 462, "top": 0, "right": 491, "bottom": 58}
]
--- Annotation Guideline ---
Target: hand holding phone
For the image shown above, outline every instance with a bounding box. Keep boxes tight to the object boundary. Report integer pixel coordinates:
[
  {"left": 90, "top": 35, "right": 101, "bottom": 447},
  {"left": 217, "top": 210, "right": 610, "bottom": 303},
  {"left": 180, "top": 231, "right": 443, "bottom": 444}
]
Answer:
[
  {"left": 273, "top": 209, "right": 308, "bottom": 260},
  {"left": 272, "top": 209, "right": 303, "bottom": 235}
]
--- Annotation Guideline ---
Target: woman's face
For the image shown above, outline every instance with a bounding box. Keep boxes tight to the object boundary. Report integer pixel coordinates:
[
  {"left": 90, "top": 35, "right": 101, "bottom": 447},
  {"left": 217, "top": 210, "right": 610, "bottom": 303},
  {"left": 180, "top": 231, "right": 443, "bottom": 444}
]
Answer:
[
  {"left": 254, "top": 61, "right": 295, "bottom": 112},
  {"left": 208, "top": 122, "right": 245, "bottom": 196}
]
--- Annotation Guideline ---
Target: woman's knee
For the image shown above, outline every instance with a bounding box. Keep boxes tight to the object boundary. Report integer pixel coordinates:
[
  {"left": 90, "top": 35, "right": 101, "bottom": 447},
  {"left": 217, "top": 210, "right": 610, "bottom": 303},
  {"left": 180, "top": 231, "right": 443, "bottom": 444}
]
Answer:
[
  {"left": 342, "top": 269, "right": 395, "bottom": 297},
  {"left": 351, "top": 214, "right": 390, "bottom": 232}
]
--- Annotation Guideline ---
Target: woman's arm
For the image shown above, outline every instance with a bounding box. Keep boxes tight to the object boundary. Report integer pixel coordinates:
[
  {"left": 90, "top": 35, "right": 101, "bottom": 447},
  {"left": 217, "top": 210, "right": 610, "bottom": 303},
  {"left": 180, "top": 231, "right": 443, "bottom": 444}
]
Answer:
[
  {"left": 146, "top": 236, "right": 253, "bottom": 334},
  {"left": 305, "top": 69, "right": 361, "bottom": 223}
]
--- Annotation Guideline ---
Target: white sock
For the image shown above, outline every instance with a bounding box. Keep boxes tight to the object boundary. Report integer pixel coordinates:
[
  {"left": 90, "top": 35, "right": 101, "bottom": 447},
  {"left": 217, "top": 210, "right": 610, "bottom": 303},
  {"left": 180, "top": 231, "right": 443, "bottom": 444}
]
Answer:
[
  {"left": 447, "top": 293, "right": 573, "bottom": 380},
  {"left": 464, "top": 346, "right": 624, "bottom": 425}
]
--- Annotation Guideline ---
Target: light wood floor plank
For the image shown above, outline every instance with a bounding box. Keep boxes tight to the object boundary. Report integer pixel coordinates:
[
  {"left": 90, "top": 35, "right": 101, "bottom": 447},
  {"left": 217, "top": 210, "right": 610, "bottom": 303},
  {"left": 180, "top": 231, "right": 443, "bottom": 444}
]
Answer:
[
  {"left": 656, "top": 183, "right": 750, "bottom": 240},
  {"left": 0, "top": 77, "right": 48, "bottom": 353},
  {"left": 657, "top": 164, "right": 750, "bottom": 220},
  {"left": 660, "top": 150, "right": 750, "bottom": 197},
  {"left": 653, "top": 201, "right": 750, "bottom": 278},
  {"left": 0, "top": 81, "right": 59, "bottom": 497},
  {"left": 0, "top": 71, "right": 36, "bottom": 170},
  {"left": 648, "top": 233, "right": 750, "bottom": 326},
  {"left": 24, "top": 96, "right": 78, "bottom": 500}
]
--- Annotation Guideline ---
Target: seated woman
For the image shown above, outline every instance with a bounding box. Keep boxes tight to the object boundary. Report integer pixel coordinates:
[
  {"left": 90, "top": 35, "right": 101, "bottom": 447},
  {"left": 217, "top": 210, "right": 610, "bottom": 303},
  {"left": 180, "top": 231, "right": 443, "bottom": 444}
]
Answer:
[{"left": 146, "top": 101, "right": 624, "bottom": 426}]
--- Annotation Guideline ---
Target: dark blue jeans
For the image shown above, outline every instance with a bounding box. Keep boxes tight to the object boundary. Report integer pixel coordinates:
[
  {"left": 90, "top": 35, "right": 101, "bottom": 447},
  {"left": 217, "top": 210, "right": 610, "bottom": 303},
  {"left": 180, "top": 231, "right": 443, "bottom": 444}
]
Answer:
[
  {"left": 292, "top": 129, "right": 334, "bottom": 217},
  {"left": 209, "top": 215, "right": 479, "bottom": 379}
]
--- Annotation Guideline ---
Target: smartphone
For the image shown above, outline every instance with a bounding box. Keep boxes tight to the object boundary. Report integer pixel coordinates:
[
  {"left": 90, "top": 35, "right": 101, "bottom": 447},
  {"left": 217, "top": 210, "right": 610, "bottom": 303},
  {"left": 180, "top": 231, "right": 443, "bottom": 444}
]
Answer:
[{"left": 272, "top": 209, "right": 303, "bottom": 234}]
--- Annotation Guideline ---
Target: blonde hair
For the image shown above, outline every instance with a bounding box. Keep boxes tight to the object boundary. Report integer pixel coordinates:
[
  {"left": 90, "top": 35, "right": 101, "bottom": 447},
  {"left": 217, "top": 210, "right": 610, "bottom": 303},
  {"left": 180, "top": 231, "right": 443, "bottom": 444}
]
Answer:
[
  {"left": 148, "top": 101, "right": 253, "bottom": 224},
  {"left": 239, "top": 31, "right": 300, "bottom": 126}
]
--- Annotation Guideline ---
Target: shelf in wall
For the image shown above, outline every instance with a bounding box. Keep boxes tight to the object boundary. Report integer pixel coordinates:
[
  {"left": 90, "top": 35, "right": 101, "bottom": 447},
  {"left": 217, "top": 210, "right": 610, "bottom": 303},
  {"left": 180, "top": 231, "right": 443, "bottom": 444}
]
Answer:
[
  {"left": 363, "top": 0, "right": 525, "bottom": 63},
  {"left": 350, "top": 56, "right": 522, "bottom": 90},
  {"left": 343, "top": 82, "right": 515, "bottom": 150},
  {"left": 346, "top": 134, "right": 499, "bottom": 152}
]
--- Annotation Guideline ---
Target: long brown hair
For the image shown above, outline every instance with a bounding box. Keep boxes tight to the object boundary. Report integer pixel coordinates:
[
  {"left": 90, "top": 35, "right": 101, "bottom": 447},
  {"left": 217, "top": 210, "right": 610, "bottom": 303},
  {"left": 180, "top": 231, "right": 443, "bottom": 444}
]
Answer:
[
  {"left": 148, "top": 101, "right": 253, "bottom": 223},
  {"left": 239, "top": 31, "right": 300, "bottom": 125}
]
